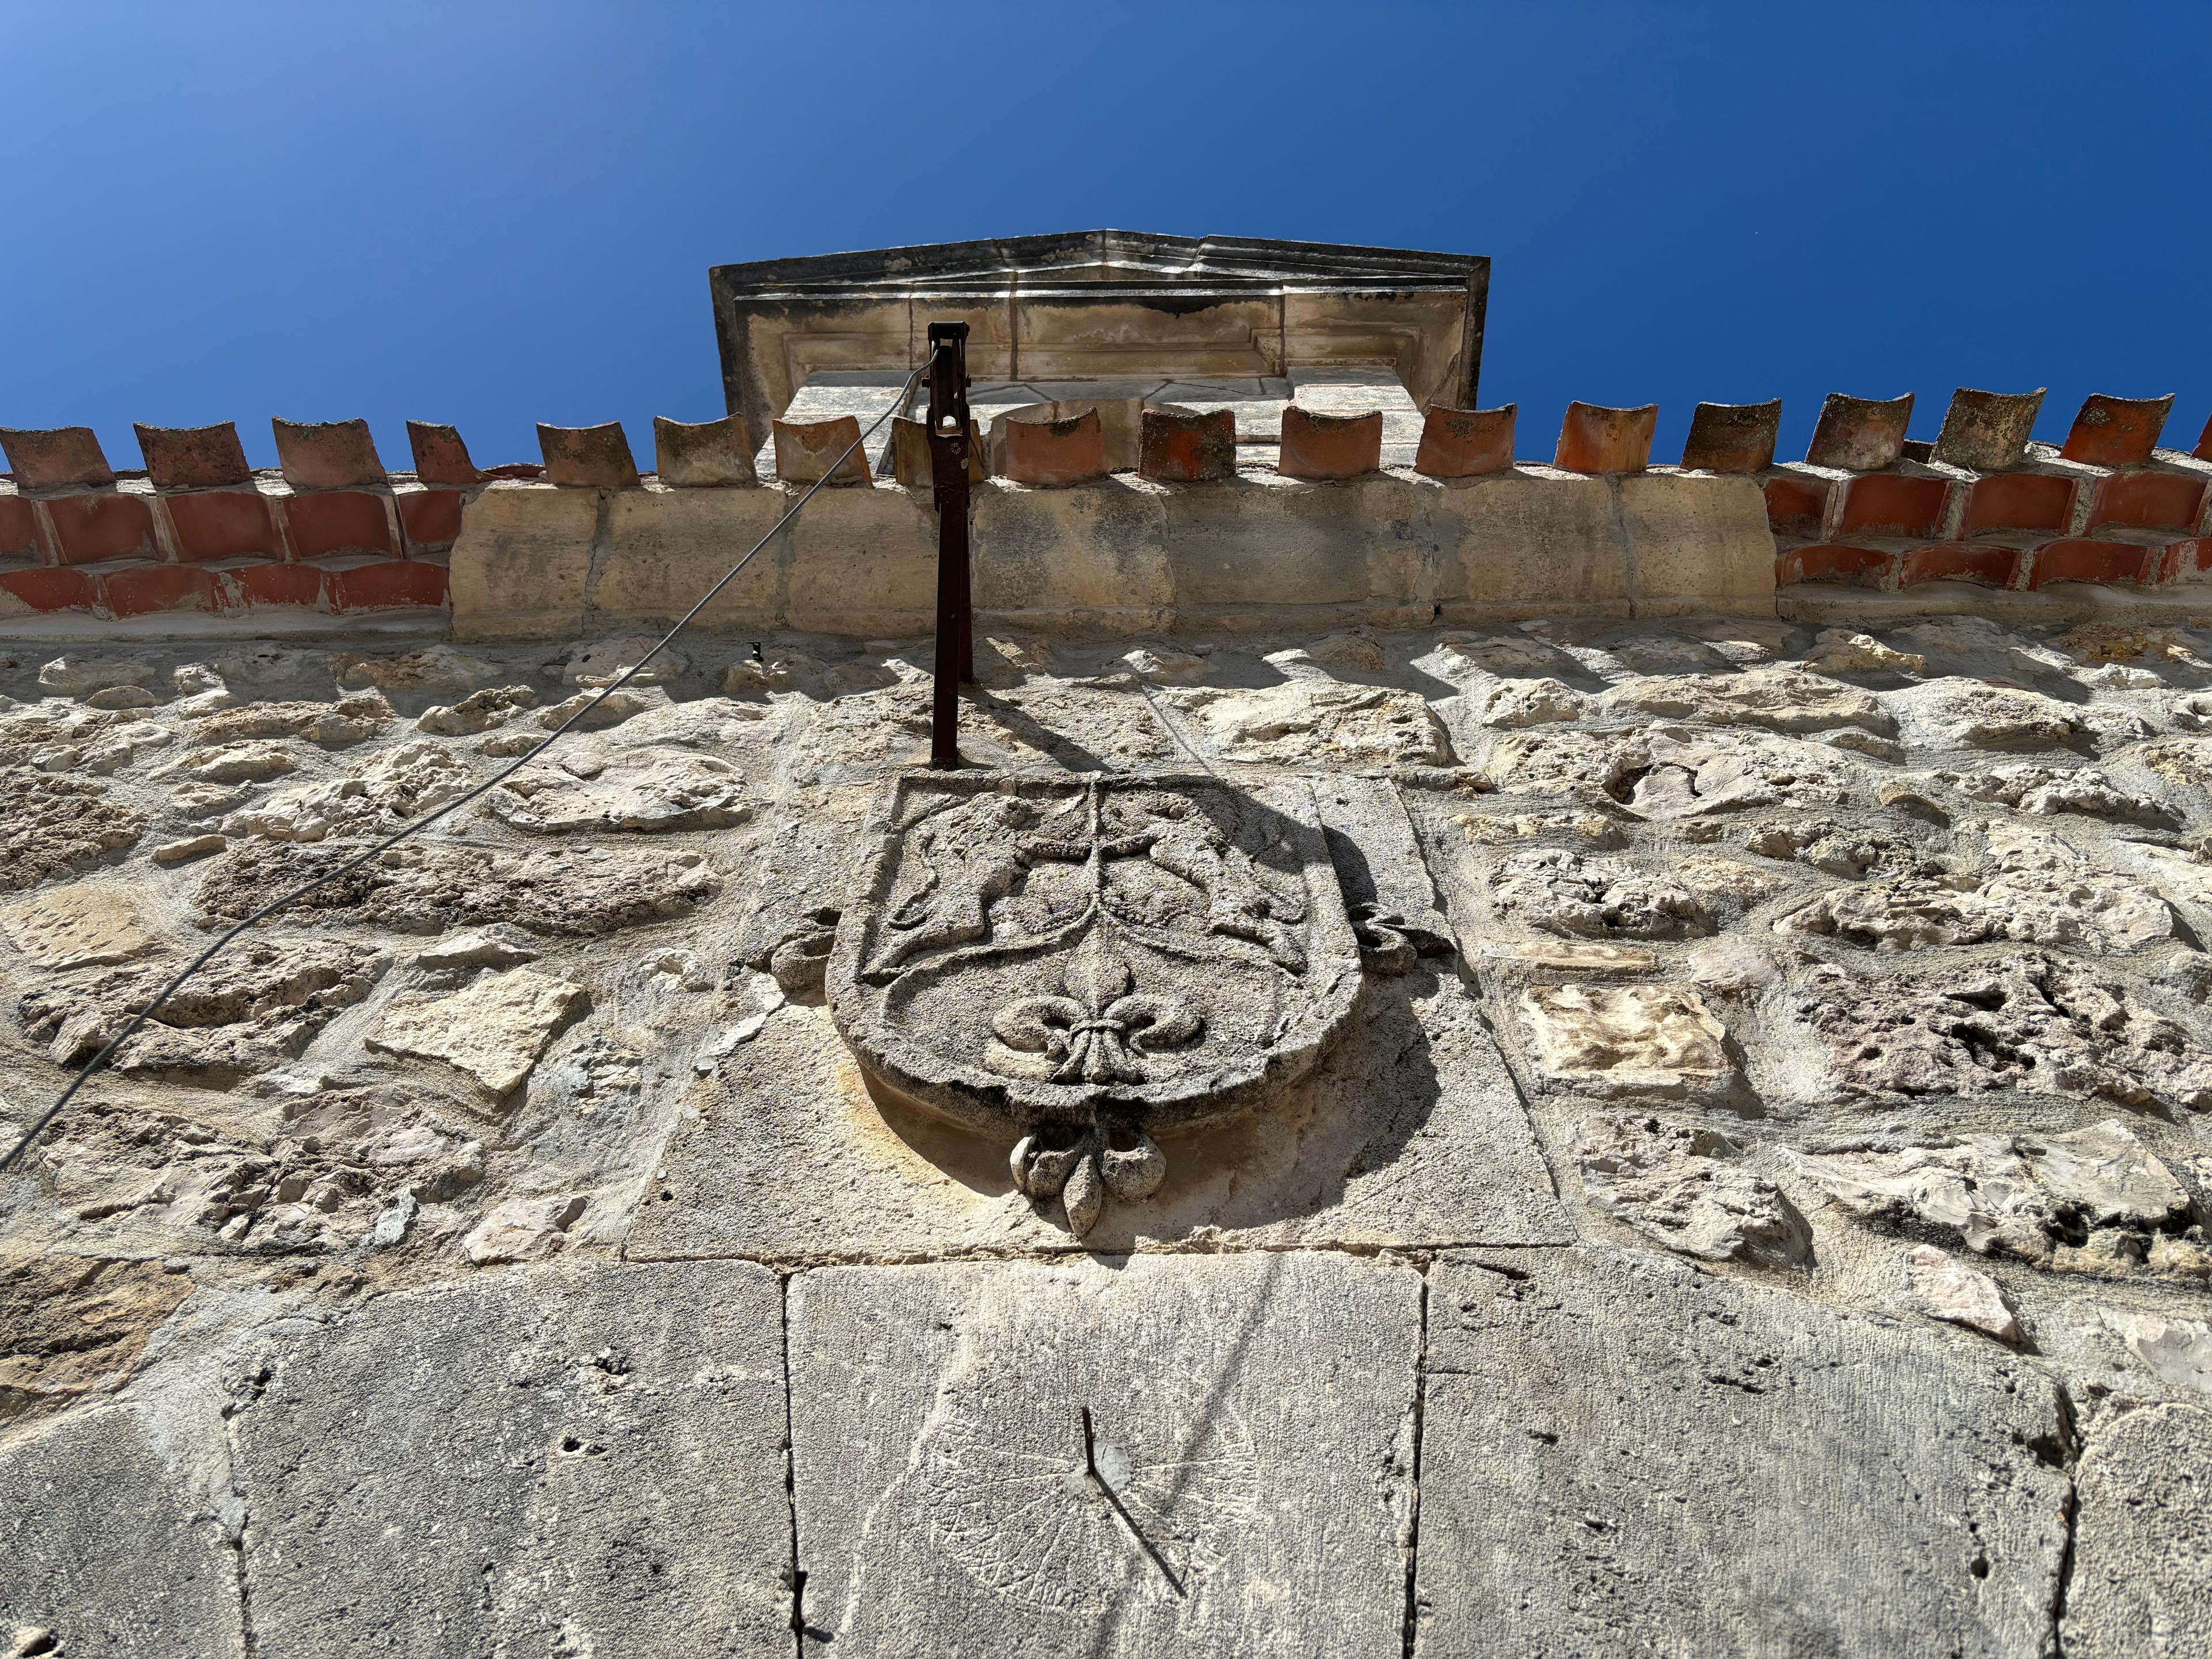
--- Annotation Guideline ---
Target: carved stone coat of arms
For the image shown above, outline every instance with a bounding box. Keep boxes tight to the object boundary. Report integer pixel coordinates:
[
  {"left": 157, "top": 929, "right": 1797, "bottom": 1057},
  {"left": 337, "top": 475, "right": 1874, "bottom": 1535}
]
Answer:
[{"left": 826, "top": 775, "right": 1364, "bottom": 1235}]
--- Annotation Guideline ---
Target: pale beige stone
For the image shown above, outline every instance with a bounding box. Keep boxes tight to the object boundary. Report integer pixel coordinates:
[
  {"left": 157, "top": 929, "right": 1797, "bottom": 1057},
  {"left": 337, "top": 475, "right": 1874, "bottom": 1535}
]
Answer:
[
  {"left": 1518, "top": 984, "right": 1730, "bottom": 1089},
  {"left": 368, "top": 968, "right": 589, "bottom": 1094},
  {"left": 1502, "top": 941, "right": 1656, "bottom": 973},
  {"left": 460, "top": 1194, "right": 587, "bottom": 1264},
  {"left": 1, "top": 887, "right": 155, "bottom": 969},
  {"left": 1896, "top": 1244, "right": 2020, "bottom": 1344},
  {"left": 448, "top": 483, "right": 597, "bottom": 642},
  {"left": 1616, "top": 472, "right": 1775, "bottom": 616}
]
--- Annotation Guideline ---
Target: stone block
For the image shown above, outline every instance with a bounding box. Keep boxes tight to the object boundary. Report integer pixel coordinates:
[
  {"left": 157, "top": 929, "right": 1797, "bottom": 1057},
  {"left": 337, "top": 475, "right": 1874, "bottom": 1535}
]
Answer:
[
  {"left": 628, "top": 978, "right": 1570, "bottom": 1262},
  {"left": 1617, "top": 471, "right": 1776, "bottom": 615},
  {"left": 1412, "top": 1248, "right": 2071, "bottom": 1658},
  {"left": 1805, "top": 391, "right": 1914, "bottom": 471},
  {"left": 974, "top": 480, "right": 1171, "bottom": 633},
  {"left": 233, "top": 1262, "right": 790, "bottom": 1658},
  {"left": 2058, "top": 1403, "right": 2212, "bottom": 1658},
  {"left": 788, "top": 1251, "right": 1421, "bottom": 1657},
  {"left": 1434, "top": 470, "right": 1625, "bottom": 619},
  {"left": 272, "top": 416, "right": 387, "bottom": 488},
  {"left": 449, "top": 483, "right": 597, "bottom": 640},
  {"left": 1555, "top": 402, "right": 1656, "bottom": 474},
  {"left": 1163, "top": 474, "right": 1424, "bottom": 624},
  {"left": 590, "top": 486, "right": 786, "bottom": 631},
  {"left": 653, "top": 413, "right": 757, "bottom": 487},
  {"left": 0, "top": 1406, "right": 245, "bottom": 1656},
  {"left": 783, "top": 486, "right": 938, "bottom": 634}
]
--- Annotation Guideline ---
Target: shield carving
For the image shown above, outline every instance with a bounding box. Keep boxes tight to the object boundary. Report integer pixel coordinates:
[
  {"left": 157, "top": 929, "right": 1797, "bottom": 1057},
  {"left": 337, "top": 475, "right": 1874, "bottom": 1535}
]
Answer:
[{"left": 826, "top": 774, "right": 1363, "bottom": 1234}]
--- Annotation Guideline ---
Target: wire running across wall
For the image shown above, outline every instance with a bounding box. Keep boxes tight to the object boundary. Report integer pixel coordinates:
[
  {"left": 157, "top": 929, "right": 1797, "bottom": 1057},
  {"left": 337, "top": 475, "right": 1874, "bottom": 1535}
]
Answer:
[{"left": 0, "top": 362, "right": 933, "bottom": 1177}]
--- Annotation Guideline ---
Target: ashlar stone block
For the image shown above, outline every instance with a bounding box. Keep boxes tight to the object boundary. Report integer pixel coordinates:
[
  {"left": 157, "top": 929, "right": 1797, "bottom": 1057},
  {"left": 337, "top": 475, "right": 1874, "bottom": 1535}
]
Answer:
[
  {"left": 233, "top": 1261, "right": 790, "bottom": 1658},
  {"left": 788, "top": 1251, "right": 1421, "bottom": 1658},
  {"left": 2062, "top": 1403, "right": 2212, "bottom": 1659},
  {"left": 1412, "top": 1248, "right": 2071, "bottom": 1658}
]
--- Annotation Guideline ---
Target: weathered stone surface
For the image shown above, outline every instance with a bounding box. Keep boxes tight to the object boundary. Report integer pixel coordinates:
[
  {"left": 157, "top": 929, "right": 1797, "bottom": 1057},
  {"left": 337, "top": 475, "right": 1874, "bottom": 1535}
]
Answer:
[
  {"left": 631, "top": 983, "right": 1571, "bottom": 1261},
  {"left": 1791, "top": 954, "right": 2212, "bottom": 1110},
  {"left": 36, "top": 1088, "right": 484, "bottom": 1253},
  {"left": 234, "top": 1263, "right": 790, "bottom": 1657},
  {"left": 220, "top": 740, "right": 477, "bottom": 842},
  {"left": 534, "top": 687, "right": 657, "bottom": 730},
  {"left": 1887, "top": 679, "right": 2082, "bottom": 750},
  {"left": 1893, "top": 1244, "right": 2020, "bottom": 1343},
  {"left": 460, "top": 1193, "right": 589, "bottom": 1263},
  {"left": 563, "top": 634, "right": 685, "bottom": 687},
  {"left": 1795, "top": 1118, "right": 2207, "bottom": 1279},
  {"left": 789, "top": 1251, "right": 1420, "bottom": 1657},
  {"left": 0, "top": 1406, "right": 244, "bottom": 1656},
  {"left": 368, "top": 967, "right": 589, "bottom": 1094},
  {"left": 36, "top": 656, "right": 156, "bottom": 696},
  {"left": 416, "top": 683, "right": 539, "bottom": 734},
  {"left": 1, "top": 884, "right": 155, "bottom": 969},
  {"left": 485, "top": 747, "right": 747, "bottom": 833},
  {"left": 1777, "top": 824, "right": 2171, "bottom": 954},
  {"left": 1573, "top": 1113, "right": 1808, "bottom": 1265},
  {"left": 195, "top": 689, "right": 393, "bottom": 747},
  {"left": 1487, "top": 726, "right": 1858, "bottom": 818},
  {"left": 0, "top": 770, "right": 145, "bottom": 891},
  {"left": 1951, "top": 762, "right": 2178, "bottom": 825},
  {"left": 1168, "top": 679, "right": 1450, "bottom": 764},
  {"left": 1607, "top": 665, "right": 1894, "bottom": 734},
  {"left": 1804, "top": 628, "right": 1926, "bottom": 675},
  {"left": 158, "top": 740, "right": 300, "bottom": 785},
  {"left": 1474, "top": 676, "right": 1590, "bottom": 727},
  {"left": 2104, "top": 1312, "right": 2212, "bottom": 1397},
  {"left": 1490, "top": 848, "right": 1709, "bottom": 938},
  {"left": 2062, "top": 1404, "right": 2212, "bottom": 1659},
  {"left": 1413, "top": 1249, "right": 2070, "bottom": 1658},
  {"left": 334, "top": 644, "right": 497, "bottom": 690},
  {"left": 1517, "top": 984, "right": 1731, "bottom": 1092},
  {"left": 22, "top": 936, "right": 389, "bottom": 1078},
  {"left": 415, "top": 923, "right": 541, "bottom": 969},
  {"left": 195, "top": 841, "right": 718, "bottom": 934},
  {"left": 1742, "top": 815, "right": 1926, "bottom": 877},
  {"left": 0, "top": 1253, "right": 191, "bottom": 1419}
]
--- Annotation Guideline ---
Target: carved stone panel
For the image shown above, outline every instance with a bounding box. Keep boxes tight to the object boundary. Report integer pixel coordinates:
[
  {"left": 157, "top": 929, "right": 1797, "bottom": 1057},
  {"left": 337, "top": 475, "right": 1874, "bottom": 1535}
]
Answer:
[{"left": 827, "top": 774, "right": 1362, "bottom": 1233}]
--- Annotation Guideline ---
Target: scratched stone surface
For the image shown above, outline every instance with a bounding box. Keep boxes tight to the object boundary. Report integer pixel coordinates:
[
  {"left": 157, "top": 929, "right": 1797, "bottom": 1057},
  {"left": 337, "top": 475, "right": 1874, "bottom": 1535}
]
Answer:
[
  {"left": 1412, "top": 1248, "right": 2073, "bottom": 1658},
  {"left": 786, "top": 1251, "right": 1421, "bottom": 1658}
]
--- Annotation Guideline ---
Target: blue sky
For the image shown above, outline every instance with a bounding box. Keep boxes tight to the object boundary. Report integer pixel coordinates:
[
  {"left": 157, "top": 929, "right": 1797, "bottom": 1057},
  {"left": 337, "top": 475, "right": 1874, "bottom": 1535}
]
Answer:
[{"left": 6, "top": 2, "right": 2209, "bottom": 470}]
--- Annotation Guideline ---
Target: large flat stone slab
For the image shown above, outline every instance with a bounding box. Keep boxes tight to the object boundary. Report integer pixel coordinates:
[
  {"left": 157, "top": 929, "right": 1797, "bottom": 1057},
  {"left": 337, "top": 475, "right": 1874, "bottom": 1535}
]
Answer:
[
  {"left": 2062, "top": 1403, "right": 2212, "bottom": 1658},
  {"left": 0, "top": 1405, "right": 245, "bottom": 1656},
  {"left": 787, "top": 1251, "right": 1421, "bottom": 1657},
  {"left": 1412, "top": 1248, "right": 2071, "bottom": 1658},
  {"left": 232, "top": 1261, "right": 789, "bottom": 1657},
  {"left": 627, "top": 978, "right": 1571, "bottom": 1262}
]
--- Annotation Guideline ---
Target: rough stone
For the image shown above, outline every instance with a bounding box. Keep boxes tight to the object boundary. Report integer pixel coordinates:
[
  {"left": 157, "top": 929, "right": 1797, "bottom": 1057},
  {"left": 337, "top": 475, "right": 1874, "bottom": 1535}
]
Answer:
[
  {"left": 414, "top": 923, "right": 541, "bottom": 970},
  {"left": 1487, "top": 726, "right": 1859, "bottom": 819},
  {"left": 2062, "top": 1405, "right": 2212, "bottom": 1659},
  {"left": 1887, "top": 679, "right": 2082, "bottom": 750},
  {"left": 460, "top": 1193, "right": 588, "bottom": 1263},
  {"left": 0, "top": 1407, "right": 245, "bottom": 1656},
  {"left": 82, "top": 683, "right": 157, "bottom": 710},
  {"left": 789, "top": 1252, "right": 1420, "bottom": 1658},
  {"left": 1607, "top": 665, "right": 1895, "bottom": 734},
  {"left": 158, "top": 741, "right": 300, "bottom": 785},
  {"left": 484, "top": 747, "right": 747, "bottom": 833},
  {"left": 195, "top": 840, "right": 719, "bottom": 934},
  {"left": 1517, "top": 984, "right": 1731, "bottom": 1092},
  {"left": 1952, "top": 763, "right": 2178, "bottom": 826},
  {"left": 368, "top": 967, "right": 589, "bottom": 1094},
  {"left": 1794, "top": 1118, "right": 2205, "bottom": 1278},
  {"left": 416, "top": 683, "right": 539, "bottom": 735},
  {"left": 1791, "top": 954, "right": 2212, "bottom": 1111},
  {"left": 0, "top": 1253, "right": 191, "bottom": 1419},
  {"left": 535, "top": 688, "right": 656, "bottom": 730},
  {"left": 1490, "top": 848, "right": 1710, "bottom": 938},
  {"left": 2104, "top": 1313, "right": 2212, "bottom": 1397},
  {"left": 1743, "top": 815, "right": 1925, "bottom": 878},
  {"left": 220, "top": 740, "right": 477, "bottom": 842},
  {"left": 1412, "top": 1249, "right": 2069, "bottom": 1658},
  {"left": 1802, "top": 629, "right": 1926, "bottom": 676},
  {"left": 1776, "top": 823, "right": 2172, "bottom": 955},
  {"left": 0, "top": 770, "right": 146, "bottom": 892},
  {"left": 233, "top": 1263, "right": 790, "bottom": 1657},
  {"left": 1168, "top": 680, "right": 1450, "bottom": 764},
  {"left": 1474, "top": 676, "right": 1591, "bottom": 727},
  {"left": 1893, "top": 1244, "right": 2020, "bottom": 1343},
  {"left": 35, "top": 656, "right": 154, "bottom": 696},
  {"left": 334, "top": 644, "right": 497, "bottom": 690},
  {"left": 563, "top": 634, "right": 687, "bottom": 687},
  {"left": 0, "top": 885, "right": 156, "bottom": 969},
  {"left": 194, "top": 689, "right": 393, "bottom": 747},
  {"left": 21, "top": 936, "right": 390, "bottom": 1078},
  {"left": 1573, "top": 1113, "right": 1809, "bottom": 1266}
]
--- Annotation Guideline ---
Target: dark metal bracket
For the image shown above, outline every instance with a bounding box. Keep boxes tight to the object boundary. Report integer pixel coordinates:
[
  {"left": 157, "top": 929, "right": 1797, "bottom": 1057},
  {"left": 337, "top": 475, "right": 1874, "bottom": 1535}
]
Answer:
[{"left": 926, "top": 320, "right": 974, "bottom": 770}]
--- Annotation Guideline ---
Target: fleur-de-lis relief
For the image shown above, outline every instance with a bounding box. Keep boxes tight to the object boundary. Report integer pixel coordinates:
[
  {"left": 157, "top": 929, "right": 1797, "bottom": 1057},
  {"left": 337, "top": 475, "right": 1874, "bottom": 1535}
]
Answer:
[
  {"left": 1010, "top": 1124, "right": 1169, "bottom": 1236},
  {"left": 991, "top": 934, "right": 1202, "bottom": 1085}
]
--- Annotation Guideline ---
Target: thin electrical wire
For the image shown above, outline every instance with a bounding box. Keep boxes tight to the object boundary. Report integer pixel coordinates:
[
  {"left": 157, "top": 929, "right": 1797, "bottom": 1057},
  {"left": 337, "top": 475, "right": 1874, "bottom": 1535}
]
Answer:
[{"left": 0, "top": 363, "right": 930, "bottom": 1176}]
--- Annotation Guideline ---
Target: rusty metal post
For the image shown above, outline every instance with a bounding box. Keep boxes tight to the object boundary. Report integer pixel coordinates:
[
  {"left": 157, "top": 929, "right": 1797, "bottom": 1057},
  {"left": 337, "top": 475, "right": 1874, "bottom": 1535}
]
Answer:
[{"left": 926, "top": 321, "right": 972, "bottom": 769}]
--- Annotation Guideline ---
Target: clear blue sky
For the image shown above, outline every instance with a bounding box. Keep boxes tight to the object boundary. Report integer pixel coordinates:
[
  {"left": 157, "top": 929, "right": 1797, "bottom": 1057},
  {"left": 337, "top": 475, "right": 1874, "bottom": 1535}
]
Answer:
[{"left": 6, "top": 2, "right": 2209, "bottom": 470}]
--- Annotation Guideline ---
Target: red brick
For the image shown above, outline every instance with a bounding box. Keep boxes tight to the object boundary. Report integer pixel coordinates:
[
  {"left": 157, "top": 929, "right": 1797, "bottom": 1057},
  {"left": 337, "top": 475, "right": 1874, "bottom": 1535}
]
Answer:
[
  {"left": 1959, "top": 472, "right": 2075, "bottom": 536},
  {"left": 0, "top": 566, "right": 97, "bottom": 612},
  {"left": 1412, "top": 404, "right": 1515, "bottom": 479},
  {"left": 0, "top": 426, "right": 114, "bottom": 488},
  {"left": 2089, "top": 471, "right": 2206, "bottom": 533},
  {"left": 272, "top": 417, "right": 386, "bottom": 489},
  {"left": 1899, "top": 543, "right": 2023, "bottom": 589},
  {"left": 408, "top": 421, "right": 481, "bottom": 485},
  {"left": 232, "top": 561, "right": 327, "bottom": 608},
  {"left": 1837, "top": 473, "right": 1949, "bottom": 537},
  {"left": 2059, "top": 393, "right": 2173, "bottom": 469},
  {"left": 164, "top": 489, "right": 282, "bottom": 560},
  {"left": 1679, "top": 400, "right": 1780, "bottom": 473},
  {"left": 325, "top": 559, "right": 448, "bottom": 611},
  {"left": 1139, "top": 407, "right": 1237, "bottom": 483},
  {"left": 0, "top": 495, "right": 37, "bottom": 556},
  {"left": 1554, "top": 402, "right": 1656, "bottom": 474},
  {"left": 282, "top": 490, "right": 395, "bottom": 558},
  {"left": 1763, "top": 475, "right": 1830, "bottom": 535},
  {"left": 100, "top": 563, "right": 225, "bottom": 616},
  {"left": 1004, "top": 409, "right": 1112, "bottom": 486},
  {"left": 1805, "top": 392, "right": 1913, "bottom": 470},
  {"left": 397, "top": 488, "right": 465, "bottom": 551},
  {"left": 44, "top": 491, "right": 157, "bottom": 565},
  {"left": 2028, "top": 539, "right": 2158, "bottom": 589},
  {"left": 1778, "top": 544, "right": 1896, "bottom": 586},
  {"left": 2161, "top": 538, "right": 2212, "bottom": 582},
  {"left": 135, "top": 422, "right": 252, "bottom": 489}
]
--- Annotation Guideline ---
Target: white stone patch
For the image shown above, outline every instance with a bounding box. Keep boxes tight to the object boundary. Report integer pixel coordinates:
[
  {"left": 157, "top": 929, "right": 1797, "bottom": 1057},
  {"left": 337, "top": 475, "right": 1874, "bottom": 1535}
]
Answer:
[{"left": 369, "top": 967, "right": 589, "bottom": 1094}]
